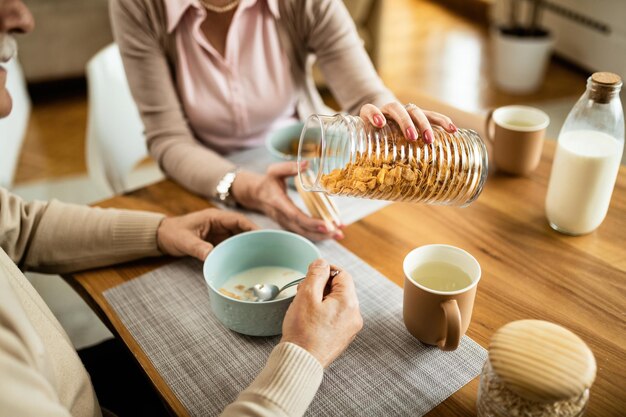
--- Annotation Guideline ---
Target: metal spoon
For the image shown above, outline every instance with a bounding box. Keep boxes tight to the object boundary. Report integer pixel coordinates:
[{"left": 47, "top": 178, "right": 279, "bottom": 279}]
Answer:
[{"left": 252, "top": 269, "right": 340, "bottom": 302}]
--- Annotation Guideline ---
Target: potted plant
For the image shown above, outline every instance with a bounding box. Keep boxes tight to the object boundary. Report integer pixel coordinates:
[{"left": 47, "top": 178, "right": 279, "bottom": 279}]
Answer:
[{"left": 492, "top": 0, "right": 553, "bottom": 94}]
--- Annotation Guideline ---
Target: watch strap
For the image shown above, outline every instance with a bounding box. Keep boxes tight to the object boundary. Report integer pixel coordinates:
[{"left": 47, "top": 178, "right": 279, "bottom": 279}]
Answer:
[{"left": 215, "top": 168, "right": 239, "bottom": 207}]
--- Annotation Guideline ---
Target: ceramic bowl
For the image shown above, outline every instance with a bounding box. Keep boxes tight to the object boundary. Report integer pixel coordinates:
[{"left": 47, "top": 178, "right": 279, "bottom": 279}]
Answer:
[
  {"left": 203, "top": 230, "right": 320, "bottom": 336},
  {"left": 265, "top": 122, "right": 305, "bottom": 163},
  {"left": 266, "top": 122, "right": 307, "bottom": 187}
]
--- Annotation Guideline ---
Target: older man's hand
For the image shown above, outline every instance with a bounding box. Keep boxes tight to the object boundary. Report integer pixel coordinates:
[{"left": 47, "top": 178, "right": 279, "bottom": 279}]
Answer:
[
  {"left": 280, "top": 259, "right": 363, "bottom": 368},
  {"left": 156, "top": 209, "right": 258, "bottom": 260}
]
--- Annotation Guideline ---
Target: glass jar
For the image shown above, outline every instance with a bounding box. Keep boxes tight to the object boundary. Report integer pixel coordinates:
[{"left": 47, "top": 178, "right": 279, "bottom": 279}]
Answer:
[
  {"left": 545, "top": 72, "right": 624, "bottom": 235},
  {"left": 297, "top": 114, "right": 488, "bottom": 206},
  {"left": 477, "top": 359, "right": 589, "bottom": 417},
  {"left": 477, "top": 320, "right": 596, "bottom": 417}
]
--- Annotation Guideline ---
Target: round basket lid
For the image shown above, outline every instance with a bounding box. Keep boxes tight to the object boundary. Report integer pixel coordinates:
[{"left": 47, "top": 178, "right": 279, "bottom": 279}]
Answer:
[{"left": 489, "top": 320, "right": 596, "bottom": 402}]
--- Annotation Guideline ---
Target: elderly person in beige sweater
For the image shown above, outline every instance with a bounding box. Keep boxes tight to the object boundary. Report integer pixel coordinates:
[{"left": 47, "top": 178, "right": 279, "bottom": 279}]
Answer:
[
  {"left": 0, "top": 1, "right": 363, "bottom": 416},
  {"left": 111, "top": 0, "right": 459, "bottom": 241}
]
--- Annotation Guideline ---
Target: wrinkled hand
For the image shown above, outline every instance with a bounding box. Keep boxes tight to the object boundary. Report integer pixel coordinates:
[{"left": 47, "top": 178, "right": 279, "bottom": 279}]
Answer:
[
  {"left": 157, "top": 209, "right": 258, "bottom": 260},
  {"left": 360, "top": 102, "right": 457, "bottom": 144},
  {"left": 281, "top": 259, "right": 363, "bottom": 368},
  {"left": 231, "top": 162, "right": 343, "bottom": 241}
]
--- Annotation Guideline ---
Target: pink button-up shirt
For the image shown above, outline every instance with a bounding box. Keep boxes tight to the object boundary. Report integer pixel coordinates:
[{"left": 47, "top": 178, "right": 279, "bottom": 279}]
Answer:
[{"left": 166, "top": 0, "right": 297, "bottom": 153}]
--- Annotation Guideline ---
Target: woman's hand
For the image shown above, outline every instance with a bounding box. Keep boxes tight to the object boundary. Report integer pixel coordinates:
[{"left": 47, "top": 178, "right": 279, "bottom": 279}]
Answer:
[
  {"left": 230, "top": 162, "right": 343, "bottom": 241},
  {"left": 157, "top": 209, "right": 258, "bottom": 260},
  {"left": 360, "top": 102, "right": 457, "bottom": 144}
]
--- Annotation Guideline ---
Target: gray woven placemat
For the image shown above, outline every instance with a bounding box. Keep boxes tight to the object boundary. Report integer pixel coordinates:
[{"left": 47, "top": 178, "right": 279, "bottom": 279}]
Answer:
[{"left": 104, "top": 240, "right": 486, "bottom": 416}]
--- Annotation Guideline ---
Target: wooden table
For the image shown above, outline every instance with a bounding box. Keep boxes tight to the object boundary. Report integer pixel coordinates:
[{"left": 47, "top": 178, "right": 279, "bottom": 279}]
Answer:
[{"left": 65, "top": 141, "right": 626, "bottom": 416}]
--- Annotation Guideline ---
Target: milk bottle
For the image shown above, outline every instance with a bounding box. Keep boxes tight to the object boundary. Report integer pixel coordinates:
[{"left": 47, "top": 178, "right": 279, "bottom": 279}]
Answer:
[{"left": 546, "top": 72, "right": 624, "bottom": 235}]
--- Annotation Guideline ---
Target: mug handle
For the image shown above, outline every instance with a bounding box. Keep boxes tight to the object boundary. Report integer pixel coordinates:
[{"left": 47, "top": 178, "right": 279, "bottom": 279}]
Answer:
[
  {"left": 484, "top": 108, "right": 496, "bottom": 150},
  {"left": 437, "top": 299, "right": 462, "bottom": 351}
]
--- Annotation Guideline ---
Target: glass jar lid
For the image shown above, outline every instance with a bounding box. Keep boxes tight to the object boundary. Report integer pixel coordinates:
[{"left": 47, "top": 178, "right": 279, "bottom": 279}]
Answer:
[{"left": 488, "top": 320, "right": 596, "bottom": 403}]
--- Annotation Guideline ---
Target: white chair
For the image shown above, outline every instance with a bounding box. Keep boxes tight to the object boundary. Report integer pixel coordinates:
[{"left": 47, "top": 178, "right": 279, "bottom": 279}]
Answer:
[
  {"left": 86, "top": 43, "right": 161, "bottom": 194},
  {"left": 0, "top": 58, "right": 31, "bottom": 189}
]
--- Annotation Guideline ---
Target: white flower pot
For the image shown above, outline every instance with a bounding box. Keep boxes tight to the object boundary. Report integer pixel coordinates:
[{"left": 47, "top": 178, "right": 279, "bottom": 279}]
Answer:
[{"left": 491, "top": 27, "right": 554, "bottom": 94}]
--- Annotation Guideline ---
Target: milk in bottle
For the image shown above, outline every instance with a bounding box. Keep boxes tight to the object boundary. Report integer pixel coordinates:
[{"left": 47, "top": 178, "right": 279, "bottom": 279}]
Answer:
[{"left": 545, "top": 73, "right": 624, "bottom": 235}]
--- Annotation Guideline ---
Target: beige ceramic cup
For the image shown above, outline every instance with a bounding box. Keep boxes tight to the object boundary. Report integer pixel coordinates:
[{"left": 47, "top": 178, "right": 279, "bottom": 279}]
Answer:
[
  {"left": 402, "top": 244, "right": 481, "bottom": 351},
  {"left": 485, "top": 105, "right": 550, "bottom": 176}
]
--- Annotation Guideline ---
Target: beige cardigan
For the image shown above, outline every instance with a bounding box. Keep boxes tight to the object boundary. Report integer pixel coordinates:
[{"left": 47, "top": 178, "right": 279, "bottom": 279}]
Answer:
[
  {"left": 110, "top": 0, "right": 396, "bottom": 199},
  {"left": 0, "top": 188, "right": 323, "bottom": 416}
]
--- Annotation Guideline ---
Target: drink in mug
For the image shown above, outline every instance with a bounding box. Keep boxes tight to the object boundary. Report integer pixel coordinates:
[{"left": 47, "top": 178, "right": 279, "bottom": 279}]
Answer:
[
  {"left": 411, "top": 261, "right": 473, "bottom": 292},
  {"left": 546, "top": 130, "right": 623, "bottom": 235}
]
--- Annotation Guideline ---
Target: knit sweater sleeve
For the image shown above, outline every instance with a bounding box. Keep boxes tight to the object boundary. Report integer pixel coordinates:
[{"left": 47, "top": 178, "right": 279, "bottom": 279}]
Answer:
[
  {"left": 109, "top": 0, "right": 235, "bottom": 199},
  {"left": 0, "top": 278, "right": 80, "bottom": 417},
  {"left": 220, "top": 342, "right": 324, "bottom": 417},
  {"left": 0, "top": 188, "right": 164, "bottom": 274}
]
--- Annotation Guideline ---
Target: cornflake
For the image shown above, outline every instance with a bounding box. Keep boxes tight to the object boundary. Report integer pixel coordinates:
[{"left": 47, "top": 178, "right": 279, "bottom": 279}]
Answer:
[{"left": 320, "top": 135, "right": 482, "bottom": 204}]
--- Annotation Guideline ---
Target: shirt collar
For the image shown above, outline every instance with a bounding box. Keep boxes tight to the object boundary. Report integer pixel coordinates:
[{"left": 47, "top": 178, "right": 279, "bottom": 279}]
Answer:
[
  {"left": 166, "top": 0, "right": 280, "bottom": 34},
  {"left": 166, "top": 0, "right": 196, "bottom": 33}
]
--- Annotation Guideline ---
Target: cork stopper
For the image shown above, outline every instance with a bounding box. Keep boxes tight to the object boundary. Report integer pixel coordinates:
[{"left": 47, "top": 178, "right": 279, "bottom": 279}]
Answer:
[
  {"left": 589, "top": 72, "right": 622, "bottom": 103},
  {"left": 489, "top": 320, "right": 596, "bottom": 403},
  {"left": 591, "top": 72, "right": 622, "bottom": 86}
]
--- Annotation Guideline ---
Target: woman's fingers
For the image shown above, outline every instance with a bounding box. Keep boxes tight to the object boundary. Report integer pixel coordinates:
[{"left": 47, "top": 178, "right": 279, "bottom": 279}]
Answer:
[
  {"left": 271, "top": 191, "right": 343, "bottom": 241},
  {"left": 404, "top": 103, "right": 435, "bottom": 144},
  {"left": 359, "top": 103, "right": 386, "bottom": 128},
  {"left": 381, "top": 102, "right": 419, "bottom": 141},
  {"left": 267, "top": 161, "right": 301, "bottom": 179},
  {"left": 424, "top": 110, "right": 457, "bottom": 133},
  {"left": 363, "top": 102, "right": 459, "bottom": 144},
  {"left": 256, "top": 164, "right": 343, "bottom": 241}
]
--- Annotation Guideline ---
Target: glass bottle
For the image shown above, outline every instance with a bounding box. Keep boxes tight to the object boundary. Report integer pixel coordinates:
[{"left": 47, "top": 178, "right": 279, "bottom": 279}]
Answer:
[
  {"left": 545, "top": 72, "right": 624, "bottom": 235},
  {"left": 297, "top": 114, "right": 488, "bottom": 206},
  {"left": 477, "top": 320, "right": 596, "bottom": 417}
]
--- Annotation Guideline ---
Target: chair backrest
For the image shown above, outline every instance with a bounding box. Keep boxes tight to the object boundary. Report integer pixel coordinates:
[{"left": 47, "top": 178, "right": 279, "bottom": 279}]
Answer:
[
  {"left": 85, "top": 43, "right": 147, "bottom": 194},
  {"left": 0, "top": 58, "right": 31, "bottom": 189}
]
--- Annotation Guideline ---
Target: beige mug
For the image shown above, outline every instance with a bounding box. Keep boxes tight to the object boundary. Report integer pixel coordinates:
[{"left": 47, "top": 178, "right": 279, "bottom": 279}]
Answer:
[
  {"left": 485, "top": 105, "right": 550, "bottom": 176},
  {"left": 402, "top": 244, "right": 481, "bottom": 351}
]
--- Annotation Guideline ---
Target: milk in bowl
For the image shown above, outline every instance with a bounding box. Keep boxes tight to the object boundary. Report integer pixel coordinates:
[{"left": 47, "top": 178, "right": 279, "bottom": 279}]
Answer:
[{"left": 219, "top": 266, "right": 301, "bottom": 301}]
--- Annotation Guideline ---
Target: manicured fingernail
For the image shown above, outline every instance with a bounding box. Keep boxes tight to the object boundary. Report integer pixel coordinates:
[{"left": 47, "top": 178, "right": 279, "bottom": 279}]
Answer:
[
  {"left": 449, "top": 123, "right": 457, "bottom": 132},
  {"left": 406, "top": 127, "right": 418, "bottom": 141},
  {"left": 317, "top": 225, "right": 328, "bottom": 233},
  {"left": 424, "top": 129, "right": 434, "bottom": 144},
  {"left": 373, "top": 114, "right": 384, "bottom": 127},
  {"left": 334, "top": 231, "right": 345, "bottom": 240}
]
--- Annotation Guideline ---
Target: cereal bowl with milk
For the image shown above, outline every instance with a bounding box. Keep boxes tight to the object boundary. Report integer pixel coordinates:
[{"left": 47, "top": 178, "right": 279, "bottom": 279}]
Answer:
[{"left": 203, "top": 230, "right": 320, "bottom": 336}]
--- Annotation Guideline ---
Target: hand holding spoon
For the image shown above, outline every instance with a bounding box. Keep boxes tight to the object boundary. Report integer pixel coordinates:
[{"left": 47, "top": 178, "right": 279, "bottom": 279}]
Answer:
[{"left": 252, "top": 269, "right": 340, "bottom": 302}]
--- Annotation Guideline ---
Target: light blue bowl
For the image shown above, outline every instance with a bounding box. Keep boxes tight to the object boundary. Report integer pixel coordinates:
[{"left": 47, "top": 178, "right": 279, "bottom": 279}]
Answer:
[
  {"left": 265, "top": 122, "right": 305, "bottom": 162},
  {"left": 203, "top": 230, "right": 320, "bottom": 336},
  {"left": 265, "top": 122, "right": 306, "bottom": 187}
]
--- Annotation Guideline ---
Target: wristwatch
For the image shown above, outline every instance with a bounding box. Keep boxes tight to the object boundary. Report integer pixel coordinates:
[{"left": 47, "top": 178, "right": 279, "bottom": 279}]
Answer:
[{"left": 215, "top": 168, "right": 239, "bottom": 207}]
